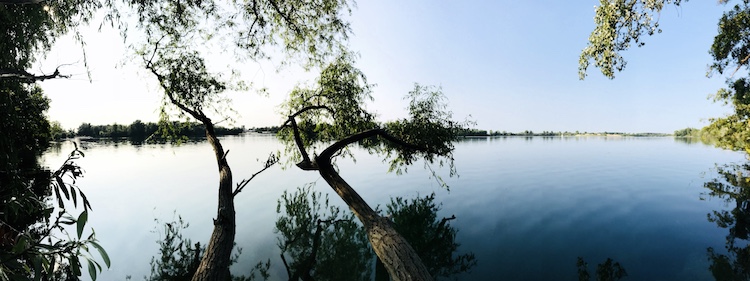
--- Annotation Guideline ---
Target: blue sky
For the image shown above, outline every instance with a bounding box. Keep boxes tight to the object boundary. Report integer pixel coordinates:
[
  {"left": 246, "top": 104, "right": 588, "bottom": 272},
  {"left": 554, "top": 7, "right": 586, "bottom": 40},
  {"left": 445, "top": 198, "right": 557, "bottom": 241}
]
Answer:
[{"left": 38, "top": 1, "right": 732, "bottom": 133}]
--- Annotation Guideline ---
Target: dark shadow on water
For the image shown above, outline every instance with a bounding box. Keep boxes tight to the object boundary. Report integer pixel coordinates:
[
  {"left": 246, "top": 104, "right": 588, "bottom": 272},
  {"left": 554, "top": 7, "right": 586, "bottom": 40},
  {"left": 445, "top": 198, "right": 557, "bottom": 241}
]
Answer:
[{"left": 702, "top": 162, "right": 750, "bottom": 280}]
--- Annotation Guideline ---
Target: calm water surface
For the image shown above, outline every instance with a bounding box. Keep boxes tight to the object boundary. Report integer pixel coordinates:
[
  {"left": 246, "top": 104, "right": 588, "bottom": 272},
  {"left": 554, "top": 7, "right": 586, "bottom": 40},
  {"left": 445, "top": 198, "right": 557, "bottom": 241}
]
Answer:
[{"left": 42, "top": 135, "right": 747, "bottom": 280}]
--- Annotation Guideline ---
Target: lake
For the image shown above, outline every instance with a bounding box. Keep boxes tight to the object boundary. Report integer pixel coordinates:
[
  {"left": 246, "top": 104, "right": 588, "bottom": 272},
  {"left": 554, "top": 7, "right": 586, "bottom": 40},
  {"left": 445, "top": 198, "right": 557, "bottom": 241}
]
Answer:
[{"left": 42, "top": 135, "right": 748, "bottom": 280}]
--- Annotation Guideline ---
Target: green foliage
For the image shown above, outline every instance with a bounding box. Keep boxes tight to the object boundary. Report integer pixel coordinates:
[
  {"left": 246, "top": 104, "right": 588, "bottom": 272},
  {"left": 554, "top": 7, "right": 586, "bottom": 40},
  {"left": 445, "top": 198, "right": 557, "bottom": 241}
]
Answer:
[
  {"left": 0, "top": 0, "right": 107, "bottom": 74},
  {"left": 74, "top": 120, "right": 243, "bottom": 142},
  {"left": 579, "top": 0, "right": 685, "bottom": 79},
  {"left": 278, "top": 57, "right": 467, "bottom": 186},
  {"left": 576, "top": 257, "right": 628, "bottom": 281},
  {"left": 275, "top": 185, "right": 373, "bottom": 281},
  {"left": 580, "top": 1, "right": 750, "bottom": 154},
  {"left": 0, "top": 76, "right": 107, "bottom": 280},
  {"left": 278, "top": 54, "right": 376, "bottom": 162},
  {"left": 127, "top": 0, "right": 352, "bottom": 67},
  {"left": 385, "top": 193, "right": 477, "bottom": 279},
  {"left": 382, "top": 85, "right": 466, "bottom": 178},
  {"left": 673, "top": 127, "right": 701, "bottom": 137}
]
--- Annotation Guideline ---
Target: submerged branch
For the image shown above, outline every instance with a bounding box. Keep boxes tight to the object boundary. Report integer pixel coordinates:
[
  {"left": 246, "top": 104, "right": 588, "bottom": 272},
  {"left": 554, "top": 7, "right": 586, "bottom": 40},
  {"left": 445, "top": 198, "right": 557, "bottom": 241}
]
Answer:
[{"left": 318, "top": 128, "right": 426, "bottom": 161}]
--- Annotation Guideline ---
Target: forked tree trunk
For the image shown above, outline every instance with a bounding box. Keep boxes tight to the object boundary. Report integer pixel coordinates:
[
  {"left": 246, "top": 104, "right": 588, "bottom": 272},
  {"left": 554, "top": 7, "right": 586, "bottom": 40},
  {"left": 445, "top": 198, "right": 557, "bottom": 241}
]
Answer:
[
  {"left": 316, "top": 156, "right": 433, "bottom": 281},
  {"left": 191, "top": 123, "right": 236, "bottom": 281}
]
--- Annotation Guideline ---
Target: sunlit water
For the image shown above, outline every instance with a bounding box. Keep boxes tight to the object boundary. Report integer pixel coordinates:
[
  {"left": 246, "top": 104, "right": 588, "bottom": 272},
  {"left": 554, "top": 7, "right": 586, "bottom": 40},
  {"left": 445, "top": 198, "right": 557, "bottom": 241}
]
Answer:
[{"left": 42, "top": 135, "right": 747, "bottom": 280}]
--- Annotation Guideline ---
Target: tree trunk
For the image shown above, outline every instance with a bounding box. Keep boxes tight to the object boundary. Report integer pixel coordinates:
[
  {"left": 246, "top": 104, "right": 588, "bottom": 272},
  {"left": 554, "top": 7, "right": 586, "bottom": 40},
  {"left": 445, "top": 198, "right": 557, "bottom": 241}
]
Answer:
[
  {"left": 191, "top": 123, "right": 236, "bottom": 281},
  {"left": 316, "top": 156, "right": 433, "bottom": 281}
]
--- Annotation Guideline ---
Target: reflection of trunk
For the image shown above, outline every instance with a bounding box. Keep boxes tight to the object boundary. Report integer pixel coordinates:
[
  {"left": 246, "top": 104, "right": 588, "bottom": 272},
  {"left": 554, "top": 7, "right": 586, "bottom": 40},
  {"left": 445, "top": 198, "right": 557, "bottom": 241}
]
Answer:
[
  {"left": 191, "top": 122, "right": 236, "bottom": 281},
  {"left": 316, "top": 156, "right": 433, "bottom": 281}
]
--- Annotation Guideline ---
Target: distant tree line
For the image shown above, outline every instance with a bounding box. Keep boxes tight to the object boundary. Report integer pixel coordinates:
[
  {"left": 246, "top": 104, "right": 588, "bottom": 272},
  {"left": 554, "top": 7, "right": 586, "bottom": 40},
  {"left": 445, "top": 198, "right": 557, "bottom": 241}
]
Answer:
[
  {"left": 52, "top": 120, "right": 245, "bottom": 142},
  {"left": 457, "top": 129, "right": 669, "bottom": 137},
  {"left": 249, "top": 126, "right": 281, "bottom": 134}
]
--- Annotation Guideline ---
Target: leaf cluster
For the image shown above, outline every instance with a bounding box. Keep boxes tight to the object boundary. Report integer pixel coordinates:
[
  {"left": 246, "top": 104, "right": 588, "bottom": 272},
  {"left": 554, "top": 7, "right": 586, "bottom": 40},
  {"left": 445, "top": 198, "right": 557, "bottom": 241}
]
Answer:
[
  {"left": 1, "top": 143, "right": 110, "bottom": 281},
  {"left": 0, "top": 0, "right": 106, "bottom": 72},
  {"left": 579, "top": 0, "right": 685, "bottom": 79},
  {"left": 382, "top": 85, "right": 467, "bottom": 178},
  {"left": 278, "top": 58, "right": 468, "bottom": 184},
  {"left": 278, "top": 54, "right": 375, "bottom": 162}
]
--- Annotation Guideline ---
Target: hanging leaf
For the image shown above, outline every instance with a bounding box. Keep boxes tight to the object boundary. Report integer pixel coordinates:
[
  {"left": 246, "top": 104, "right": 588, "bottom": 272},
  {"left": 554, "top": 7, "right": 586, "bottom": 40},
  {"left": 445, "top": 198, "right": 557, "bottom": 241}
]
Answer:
[
  {"left": 89, "top": 241, "right": 111, "bottom": 268},
  {"left": 56, "top": 177, "right": 70, "bottom": 200},
  {"left": 77, "top": 210, "right": 88, "bottom": 239},
  {"left": 87, "top": 259, "right": 97, "bottom": 281},
  {"left": 71, "top": 187, "right": 78, "bottom": 207}
]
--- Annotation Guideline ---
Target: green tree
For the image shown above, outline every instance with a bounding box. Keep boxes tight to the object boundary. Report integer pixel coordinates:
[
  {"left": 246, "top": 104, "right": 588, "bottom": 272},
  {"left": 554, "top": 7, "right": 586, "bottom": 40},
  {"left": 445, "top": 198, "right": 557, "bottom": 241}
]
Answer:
[
  {"left": 127, "top": 0, "right": 355, "bottom": 279},
  {"left": 674, "top": 127, "right": 701, "bottom": 138},
  {"left": 1, "top": 1, "right": 110, "bottom": 279},
  {"left": 278, "top": 56, "right": 467, "bottom": 281},
  {"left": 578, "top": 0, "right": 750, "bottom": 153}
]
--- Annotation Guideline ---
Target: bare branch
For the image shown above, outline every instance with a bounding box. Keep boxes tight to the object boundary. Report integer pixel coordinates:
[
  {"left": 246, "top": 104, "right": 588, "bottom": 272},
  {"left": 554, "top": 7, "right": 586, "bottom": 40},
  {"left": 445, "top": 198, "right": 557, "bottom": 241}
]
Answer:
[
  {"left": 232, "top": 153, "right": 279, "bottom": 196},
  {"left": 0, "top": 0, "right": 44, "bottom": 4},
  {"left": 281, "top": 105, "right": 334, "bottom": 127},
  {"left": 0, "top": 68, "right": 70, "bottom": 83},
  {"left": 730, "top": 52, "right": 750, "bottom": 78}
]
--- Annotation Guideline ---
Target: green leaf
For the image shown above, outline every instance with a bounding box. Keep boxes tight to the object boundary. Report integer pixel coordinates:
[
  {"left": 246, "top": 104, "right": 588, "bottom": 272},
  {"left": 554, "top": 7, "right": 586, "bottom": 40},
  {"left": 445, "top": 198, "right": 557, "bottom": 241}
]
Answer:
[
  {"left": 53, "top": 185, "right": 64, "bottom": 208},
  {"left": 77, "top": 210, "right": 88, "bottom": 239},
  {"left": 12, "top": 235, "right": 27, "bottom": 254},
  {"left": 80, "top": 191, "right": 92, "bottom": 211},
  {"left": 89, "top": 241, "right": 111, "bottom": 267},
  {"left": 87, "top": 259, "right": 97, "bottom": 281},
  {"left": 71, "top": 187, "right": 78, "bottom": 207},
  {"left": 32, "top": 256, "right": 42, "bottom": 281},
  {"left": 70, "top": 255, "right": 81, "bottom": 277},
  {"left": 56, "top": 177, "right": 69, "bottom": 199}
]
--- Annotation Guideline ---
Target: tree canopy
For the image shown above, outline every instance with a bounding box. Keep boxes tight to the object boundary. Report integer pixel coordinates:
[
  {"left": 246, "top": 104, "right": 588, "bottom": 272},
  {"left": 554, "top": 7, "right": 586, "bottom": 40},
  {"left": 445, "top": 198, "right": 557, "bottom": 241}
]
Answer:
[{"left": 580, "top": 0, "right": 750, "bottom": 153}]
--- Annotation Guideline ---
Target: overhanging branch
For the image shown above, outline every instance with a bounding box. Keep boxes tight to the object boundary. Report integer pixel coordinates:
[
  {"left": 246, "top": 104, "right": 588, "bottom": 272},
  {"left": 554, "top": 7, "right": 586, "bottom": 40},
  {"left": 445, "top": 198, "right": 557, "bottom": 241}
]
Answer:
[
  {"left": 232, "top": 153, "right": 279, "bottom": 196},
  {"left": 318, "top": 128, "right": 426, "bottom": 162},
  {"left": 0, "top": 68, "right": 69, "bottom": 83}
]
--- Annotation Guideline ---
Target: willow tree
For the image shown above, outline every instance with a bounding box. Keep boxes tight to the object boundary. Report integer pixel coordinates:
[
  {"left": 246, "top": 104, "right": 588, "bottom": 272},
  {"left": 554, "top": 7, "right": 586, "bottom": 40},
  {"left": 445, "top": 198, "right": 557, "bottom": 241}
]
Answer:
[
  {"left": 278, "top": 55, "right": 466, "bottom": 281},
  {"left": 128, "top": 0, "right": 354, "bottom": 280},
  {"left": 1, "top": 1, "right": 112, "bottom": 279},
  {"left": 578, "top": 0, "right": 750, "bottom": 152}
]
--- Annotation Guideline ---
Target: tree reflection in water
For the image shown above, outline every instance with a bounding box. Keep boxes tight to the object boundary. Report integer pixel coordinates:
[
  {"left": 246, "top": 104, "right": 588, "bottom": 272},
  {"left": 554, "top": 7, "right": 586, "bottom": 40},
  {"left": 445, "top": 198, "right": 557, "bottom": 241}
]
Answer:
[
  {"left": 702, "top": 162, "right": 750, "bottom": 280},
  {"left": 274, "top": 185, "right": 476, "bottom": 281}
]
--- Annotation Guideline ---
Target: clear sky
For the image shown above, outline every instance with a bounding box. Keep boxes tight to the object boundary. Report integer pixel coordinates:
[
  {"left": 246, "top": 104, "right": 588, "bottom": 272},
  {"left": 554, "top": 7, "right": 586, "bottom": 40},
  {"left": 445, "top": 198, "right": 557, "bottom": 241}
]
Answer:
[{"left": 37, "top": 1, "right": 733, "bottom": 133}]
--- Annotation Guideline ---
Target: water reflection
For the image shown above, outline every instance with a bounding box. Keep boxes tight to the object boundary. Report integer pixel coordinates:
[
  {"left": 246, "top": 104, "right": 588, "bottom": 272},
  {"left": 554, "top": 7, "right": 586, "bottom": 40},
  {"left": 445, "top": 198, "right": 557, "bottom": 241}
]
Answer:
[
  {"left": 274, "top": 185, "right": 476, "bottom": 280},
  {"left": 675, "top": 137, "right": 710, "bottom": 146},
  {"left": 702, "top": 163, "right": 750, "bottom": 280}
]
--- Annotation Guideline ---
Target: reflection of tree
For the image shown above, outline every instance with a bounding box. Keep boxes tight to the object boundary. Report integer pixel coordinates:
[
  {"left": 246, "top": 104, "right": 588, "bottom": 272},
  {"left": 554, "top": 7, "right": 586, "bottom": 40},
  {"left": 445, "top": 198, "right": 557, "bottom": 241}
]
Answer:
[
  {"left": 381, "top": 194, "right": 476, "bottom": 280},
  {"left": 274, "top": 187, "right": 476, "bottom": 281},
  {"left": 275, "top": 185, "right": 373, "bottom": 281},
  {"left": 576, "top": 257, "right": 627, "bottom": 281},
  {"left": 702, "top": 163, "right": 750, "bottom": 280}
]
